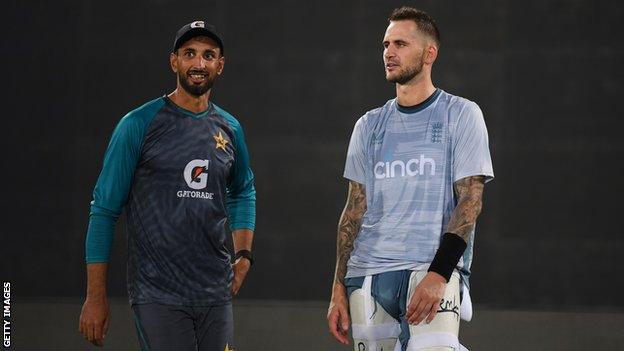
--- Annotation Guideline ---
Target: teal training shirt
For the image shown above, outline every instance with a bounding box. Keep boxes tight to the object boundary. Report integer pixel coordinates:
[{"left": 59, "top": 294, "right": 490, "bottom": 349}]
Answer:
[{"left": 85, "top": 96, "right": 256, "bottom": 305}]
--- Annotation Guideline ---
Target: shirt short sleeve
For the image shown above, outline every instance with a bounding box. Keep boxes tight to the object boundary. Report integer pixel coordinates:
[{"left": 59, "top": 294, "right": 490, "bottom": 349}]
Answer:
[
  {"left": 343, "top": 117, "right": 367, "bottom": 184},
  {"left": 452, "top": 102, "right": 494, "bottom": 183}
]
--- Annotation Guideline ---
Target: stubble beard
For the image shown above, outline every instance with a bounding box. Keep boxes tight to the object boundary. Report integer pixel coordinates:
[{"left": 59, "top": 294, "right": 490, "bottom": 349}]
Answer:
[{"left": 386, "top": 53, "right": 425, "bottom": 85}]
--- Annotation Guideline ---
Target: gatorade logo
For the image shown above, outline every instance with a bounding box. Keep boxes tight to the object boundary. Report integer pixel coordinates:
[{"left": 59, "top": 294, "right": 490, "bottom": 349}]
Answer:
[
  {"left": 190, "top": 21, "right": 205, "bottom": 28},
  {"left": 183, "top": 159, "right": 209, "bottom": 189},
  {"left": 374, "top": 154, "right": 436, "bottom": 179}
]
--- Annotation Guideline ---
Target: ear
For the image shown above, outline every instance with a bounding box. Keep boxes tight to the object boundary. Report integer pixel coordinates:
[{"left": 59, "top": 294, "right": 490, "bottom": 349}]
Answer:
[
  {"left": 170, "top": 52, "right": 178, "bottom": 73},
  {"left": 216, "top": 55, "right": 225, "bottom": 75},
  {"left": 424, "top": 44, "right": 438, "bottom": 65}
]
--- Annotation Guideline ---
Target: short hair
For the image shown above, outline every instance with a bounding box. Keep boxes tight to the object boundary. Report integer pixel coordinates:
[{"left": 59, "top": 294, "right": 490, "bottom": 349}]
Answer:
[{"left": 388, "top": 6, "right": 441, "bottom": 47}]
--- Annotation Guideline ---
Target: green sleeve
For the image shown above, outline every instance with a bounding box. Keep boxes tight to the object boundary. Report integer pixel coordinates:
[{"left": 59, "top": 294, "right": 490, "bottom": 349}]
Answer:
[
  {"left": 215, "top": 105, "right": 257, "bottom": 231},
  {"left": 85, "top": 98, "right": 163, "bottom": 263}
]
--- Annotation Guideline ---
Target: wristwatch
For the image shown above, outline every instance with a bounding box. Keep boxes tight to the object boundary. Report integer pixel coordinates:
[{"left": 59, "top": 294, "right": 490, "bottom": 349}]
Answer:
[{"left": 234, "top": 249, "right": 254, "bottom": 266}]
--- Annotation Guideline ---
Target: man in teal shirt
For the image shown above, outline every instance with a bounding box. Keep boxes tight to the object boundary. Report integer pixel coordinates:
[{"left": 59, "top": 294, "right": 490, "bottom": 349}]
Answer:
[{"left": 78, "top": 21, "right": 256, "bottom": 351}]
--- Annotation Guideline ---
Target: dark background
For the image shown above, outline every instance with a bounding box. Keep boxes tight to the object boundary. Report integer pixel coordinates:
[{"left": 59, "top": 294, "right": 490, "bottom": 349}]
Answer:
[{"left": 3, "top": 0, "right": 623, "bottom": 310}]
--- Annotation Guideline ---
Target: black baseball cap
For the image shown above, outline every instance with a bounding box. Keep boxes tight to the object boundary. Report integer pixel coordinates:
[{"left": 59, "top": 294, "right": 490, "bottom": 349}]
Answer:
[{"left": 173, "top": 21, "right": 224, "bottom": 55}]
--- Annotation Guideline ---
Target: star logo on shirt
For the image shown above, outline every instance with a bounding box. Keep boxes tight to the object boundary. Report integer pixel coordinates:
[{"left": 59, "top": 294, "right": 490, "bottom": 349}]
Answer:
[{"left": 214, "top": 131, "right": 229, "bottom": 151}]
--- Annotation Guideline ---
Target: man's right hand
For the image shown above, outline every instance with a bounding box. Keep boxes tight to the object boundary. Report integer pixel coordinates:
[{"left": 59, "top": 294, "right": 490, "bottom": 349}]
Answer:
[
  {"left": 327, "top": 283, "right": 350, "bottom": 345},
  {"left": 78, "top": 296, "right": 110, "bottom": 347}
]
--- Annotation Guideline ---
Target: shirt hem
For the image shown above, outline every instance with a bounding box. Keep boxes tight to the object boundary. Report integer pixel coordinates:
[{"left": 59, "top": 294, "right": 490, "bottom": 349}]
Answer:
[
  {"left": 345, "top": 263, "right": 431, "bottom": 278},
  {"left": 453, "top": 171, "right": 494, "bottom": 184},
  {"left": 343, "top": 173, "right": 366, "bottom": 185},
  {"left": 129, "top": 296, "right": 232, "bottom": 307}
]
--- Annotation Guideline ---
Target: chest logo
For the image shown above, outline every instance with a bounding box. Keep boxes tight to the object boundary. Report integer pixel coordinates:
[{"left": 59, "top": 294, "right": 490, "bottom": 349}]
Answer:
[
  {"left": 183, "top": 159, "right": 210, "bottom": 189},
  {"left": 431, "top": 122, "right": 443, "bottom": 143},
  {"left": 214, "top": 131, "right": 229, "bottom": 151},
  {"left": 374, "top": 154, "right": 436, "bottom": 179}
]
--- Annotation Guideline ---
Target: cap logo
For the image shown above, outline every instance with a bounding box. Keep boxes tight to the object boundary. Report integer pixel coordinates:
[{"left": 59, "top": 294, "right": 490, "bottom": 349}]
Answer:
[{"left": 190, "top": 21, "right": 205, "bottom": 28}]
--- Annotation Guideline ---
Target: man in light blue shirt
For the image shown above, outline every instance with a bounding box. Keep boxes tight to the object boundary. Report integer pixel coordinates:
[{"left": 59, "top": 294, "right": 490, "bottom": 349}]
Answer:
[{"left": 328, "top": 6, "right": 493, "bottom": 351}]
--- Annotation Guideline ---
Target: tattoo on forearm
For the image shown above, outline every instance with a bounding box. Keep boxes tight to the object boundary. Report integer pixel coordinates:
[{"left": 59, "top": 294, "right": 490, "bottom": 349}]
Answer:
[
  {"left": 446, "top": 176, "right": 485, "bottom": 243},
  {"left": 333, "top": 181, "right": 367, "bottom": 286}
]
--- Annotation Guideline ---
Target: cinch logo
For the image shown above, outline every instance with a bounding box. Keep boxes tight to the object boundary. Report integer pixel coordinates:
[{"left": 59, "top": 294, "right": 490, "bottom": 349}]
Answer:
[
  {"left": 374, "top": 154, "right": 436, "bottom": 179},
  {"left": 184, "top": 159, "right": 210, "bottom": 189}
]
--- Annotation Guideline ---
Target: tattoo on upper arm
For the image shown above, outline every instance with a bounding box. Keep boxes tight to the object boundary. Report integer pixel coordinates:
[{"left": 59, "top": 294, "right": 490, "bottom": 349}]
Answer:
[
  {"left": 446, "top": 176, "right": 485, "bottom": 243},
  {"left": 333, "top": 181, "right": 367, "bottom": 286}
]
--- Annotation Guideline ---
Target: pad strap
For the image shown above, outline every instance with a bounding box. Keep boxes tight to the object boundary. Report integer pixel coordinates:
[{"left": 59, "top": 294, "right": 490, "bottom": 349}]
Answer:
[
  {"left": 407, "top": 332, "right": 468, "bottom": 351},
  {"left": 352, "top": 276, "right": 402, "bottom": 341},
  {"left": 351, "top": 323, "right": 402, "bottom": 341}
]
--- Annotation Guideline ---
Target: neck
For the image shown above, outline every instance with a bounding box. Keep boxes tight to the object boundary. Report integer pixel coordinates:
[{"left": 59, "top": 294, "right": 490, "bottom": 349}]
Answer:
[
  {"left": 395, "top": 72, "right": 436, "bottom": 107},
  {"left": 167, "top": 87, "right": 211, "bottom": 113}
]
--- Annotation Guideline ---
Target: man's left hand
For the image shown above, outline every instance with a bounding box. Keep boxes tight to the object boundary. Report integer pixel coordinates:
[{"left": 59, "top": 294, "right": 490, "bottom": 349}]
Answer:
[
  {"left": 406, "top": 272, "right": 447, "bottom": 325},
  {"left": 231, "top": 258, "right": 251, "bottom": 296}
]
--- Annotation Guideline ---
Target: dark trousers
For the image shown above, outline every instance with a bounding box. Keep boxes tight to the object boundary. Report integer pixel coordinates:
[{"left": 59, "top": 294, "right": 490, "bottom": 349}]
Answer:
[{"left": 132, "top": 303, "right": 234, "bottom": 351}]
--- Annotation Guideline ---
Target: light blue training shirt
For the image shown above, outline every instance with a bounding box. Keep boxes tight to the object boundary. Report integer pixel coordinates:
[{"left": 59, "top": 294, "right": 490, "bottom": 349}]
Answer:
[{"left": 343, "top": 89, "right": 494, "bottom": 286}]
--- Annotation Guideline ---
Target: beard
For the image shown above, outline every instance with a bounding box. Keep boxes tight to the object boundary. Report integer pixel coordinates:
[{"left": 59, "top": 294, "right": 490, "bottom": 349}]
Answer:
[
  {"left": 386, "top": 51, "right": 425, "bottom": 85},
  {"left": 178, "top": 69, "right": 216, "bottom": 97}
]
